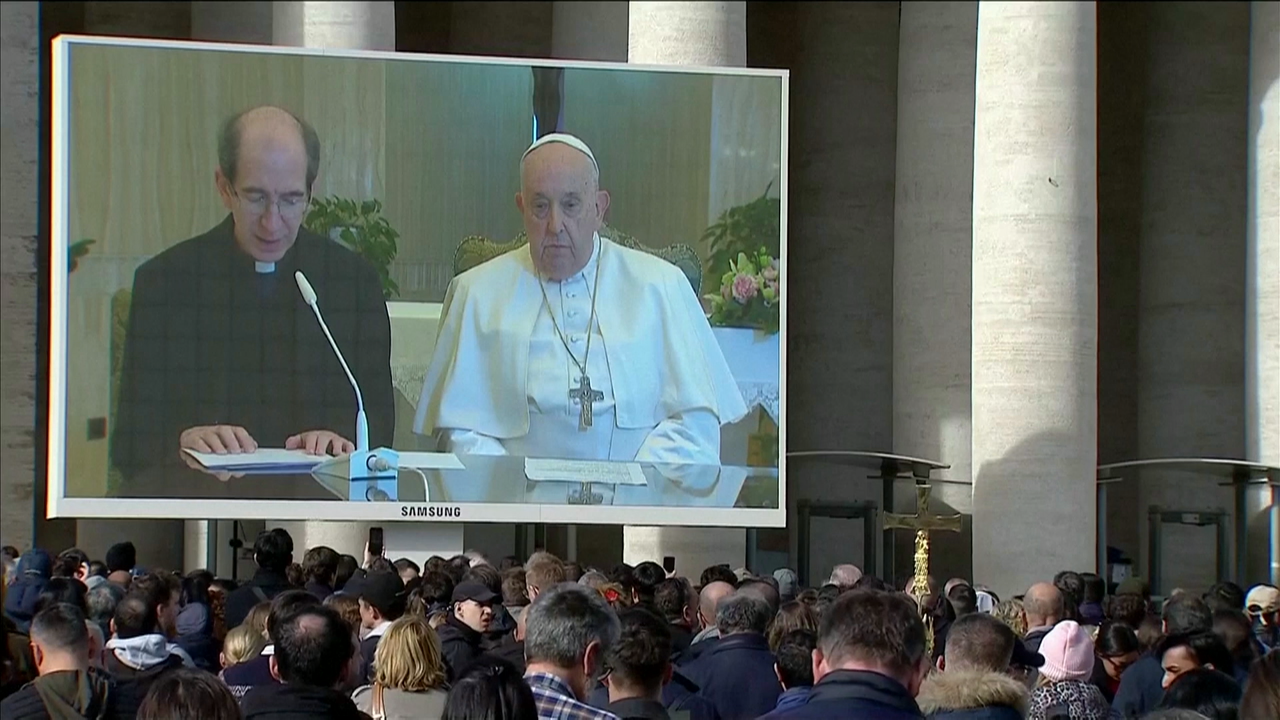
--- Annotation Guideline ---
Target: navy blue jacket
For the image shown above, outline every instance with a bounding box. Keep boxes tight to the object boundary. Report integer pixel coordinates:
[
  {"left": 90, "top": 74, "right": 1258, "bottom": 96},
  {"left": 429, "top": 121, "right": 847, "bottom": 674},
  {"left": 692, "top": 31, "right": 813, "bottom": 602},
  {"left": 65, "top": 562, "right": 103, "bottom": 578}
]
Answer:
[
  {"left": 758, "top": 670, "right": 923, "bottom": 720},
  {"left": 681, "top": 633, "right": 780, "bottom": 720},
  {"left": 774, "top": 687, "right": 811, "bottom": 713},
  {"left": 1111, "top": 653, "right": 1163, "bottom": 718}
]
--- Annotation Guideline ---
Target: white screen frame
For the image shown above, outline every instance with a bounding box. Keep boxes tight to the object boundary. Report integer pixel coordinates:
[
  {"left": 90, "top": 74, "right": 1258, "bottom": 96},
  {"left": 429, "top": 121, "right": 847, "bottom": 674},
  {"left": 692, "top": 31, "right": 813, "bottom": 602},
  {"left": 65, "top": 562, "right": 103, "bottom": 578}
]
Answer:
[{"left": 46, "top": 34, "right": 789, "bottom": 528}]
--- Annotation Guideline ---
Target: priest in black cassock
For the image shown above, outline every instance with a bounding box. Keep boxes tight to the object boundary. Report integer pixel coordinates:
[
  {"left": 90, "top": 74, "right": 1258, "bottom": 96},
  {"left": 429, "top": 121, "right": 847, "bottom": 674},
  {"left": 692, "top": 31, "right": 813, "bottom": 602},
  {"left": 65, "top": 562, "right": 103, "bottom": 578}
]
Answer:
[{"left": 110, "top": 105, "right": 395, "bottom": 477}]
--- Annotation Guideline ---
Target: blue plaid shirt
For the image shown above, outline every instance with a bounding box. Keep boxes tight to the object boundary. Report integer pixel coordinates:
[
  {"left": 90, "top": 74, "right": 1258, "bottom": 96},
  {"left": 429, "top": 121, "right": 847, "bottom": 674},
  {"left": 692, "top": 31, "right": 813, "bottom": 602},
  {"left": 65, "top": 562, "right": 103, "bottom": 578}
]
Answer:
[{"left": 525, "top": 672, "right": 620, "bottom": 720}]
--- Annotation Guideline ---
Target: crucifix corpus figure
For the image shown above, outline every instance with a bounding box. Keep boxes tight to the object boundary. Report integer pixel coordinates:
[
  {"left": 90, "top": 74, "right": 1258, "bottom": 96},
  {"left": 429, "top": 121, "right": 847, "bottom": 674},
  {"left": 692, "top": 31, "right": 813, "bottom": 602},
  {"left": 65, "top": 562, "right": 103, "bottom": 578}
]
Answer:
[
  {"left": 884, "top": 484, "right": 962, "bottom": 654},
  {"left": 570, "top": 374, "right": 605, "bottom": 430}
]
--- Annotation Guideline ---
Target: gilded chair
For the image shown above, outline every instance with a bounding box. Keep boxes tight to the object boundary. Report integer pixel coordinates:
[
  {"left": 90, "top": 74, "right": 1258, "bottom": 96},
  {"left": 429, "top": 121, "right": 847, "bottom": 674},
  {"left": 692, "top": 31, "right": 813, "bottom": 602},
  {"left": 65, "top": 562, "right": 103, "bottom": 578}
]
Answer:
[
  {"left": 452, "top": 223, "right": 703, "bottom": 293},
  {"left": 106, "top": 288, "right": 131, "bottom": 495}
]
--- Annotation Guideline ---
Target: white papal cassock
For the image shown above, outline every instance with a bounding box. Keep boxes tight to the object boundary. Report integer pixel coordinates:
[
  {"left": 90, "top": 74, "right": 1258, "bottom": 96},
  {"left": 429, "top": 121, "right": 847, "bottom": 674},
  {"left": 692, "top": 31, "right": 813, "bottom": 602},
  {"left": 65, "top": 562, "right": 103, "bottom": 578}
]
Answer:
[{"left": 413, "top": 233, "right": 748, "bottom": 464}]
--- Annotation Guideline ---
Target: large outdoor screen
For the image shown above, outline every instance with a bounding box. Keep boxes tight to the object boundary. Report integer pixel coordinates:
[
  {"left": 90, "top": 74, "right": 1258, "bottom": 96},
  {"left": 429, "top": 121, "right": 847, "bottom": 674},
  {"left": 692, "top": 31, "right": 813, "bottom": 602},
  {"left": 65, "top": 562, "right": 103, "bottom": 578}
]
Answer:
[{"left": 48, "top": 35, "right": 788, "bottom": 527}]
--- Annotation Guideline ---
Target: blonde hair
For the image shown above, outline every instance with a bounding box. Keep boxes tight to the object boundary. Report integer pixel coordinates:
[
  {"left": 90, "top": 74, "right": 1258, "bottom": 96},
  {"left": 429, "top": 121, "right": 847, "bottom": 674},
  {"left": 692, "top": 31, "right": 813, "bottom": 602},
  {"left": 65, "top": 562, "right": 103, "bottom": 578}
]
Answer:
[
  {"left": 992, "top": 599, "right": 1028, "bottom": 637},
  {"left": 222, "top": 624, "right": 267, "bottom": 667},
  {"left": 525, "top": 552, "right": 566, "bottom": 594},
  {"left": 372, "top": 616, "right": 447, "bottom": 691},
  {"left": 243, "top": 600, "right": 272, "bottom": 640}
]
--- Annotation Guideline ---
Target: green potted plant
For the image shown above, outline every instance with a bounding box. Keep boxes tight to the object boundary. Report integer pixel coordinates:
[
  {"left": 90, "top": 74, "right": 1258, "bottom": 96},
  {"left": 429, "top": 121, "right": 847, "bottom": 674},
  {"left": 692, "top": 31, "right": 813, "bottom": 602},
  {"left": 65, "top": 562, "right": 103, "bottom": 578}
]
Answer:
[
  {"left": 69, "top": 238, "right": 95, "bottom": 273},
  {"left": 699, "top": 182, "right": 781, "bottom": 296},
  {"left": 305, "top": 196, "right": 401, "bottom": 299}
]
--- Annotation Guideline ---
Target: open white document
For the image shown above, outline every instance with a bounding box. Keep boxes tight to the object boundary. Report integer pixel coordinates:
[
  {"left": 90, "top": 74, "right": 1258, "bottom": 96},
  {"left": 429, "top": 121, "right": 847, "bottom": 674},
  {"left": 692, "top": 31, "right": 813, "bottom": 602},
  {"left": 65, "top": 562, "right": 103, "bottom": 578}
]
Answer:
[
  {"left": 398, "top": 452, "right": 465, "bottom": 470},
  {"left": 524, "top": 458, "right": 647, "bottom": 486},
  {"left": 182, "top": 448, "right": 323, "bottom": 472},
  {"left": 183, "top": 448, "right": 465, "bottom": 472}
]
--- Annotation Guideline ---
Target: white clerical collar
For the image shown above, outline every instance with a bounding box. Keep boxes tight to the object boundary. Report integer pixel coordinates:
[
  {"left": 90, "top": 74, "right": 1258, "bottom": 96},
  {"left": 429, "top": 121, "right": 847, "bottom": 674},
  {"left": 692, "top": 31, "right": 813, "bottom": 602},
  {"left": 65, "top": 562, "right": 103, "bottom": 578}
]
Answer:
[
  {"left": 254, "top": 261, "right": 276, "bottom": 274},
  {"left": 545, "top": 233, "right": 602, "bottom": 287}
]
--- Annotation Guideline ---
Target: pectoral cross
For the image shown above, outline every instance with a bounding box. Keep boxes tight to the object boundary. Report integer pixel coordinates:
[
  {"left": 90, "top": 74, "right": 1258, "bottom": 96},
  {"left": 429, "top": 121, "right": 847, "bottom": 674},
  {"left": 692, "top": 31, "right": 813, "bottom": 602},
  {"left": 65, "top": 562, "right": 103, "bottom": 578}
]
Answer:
[
  {"left": 570, "top": 374, "right": 604, "bottom": 430},
  {"left": 884, "top": 485, "right": 962, "bottom": 655}
]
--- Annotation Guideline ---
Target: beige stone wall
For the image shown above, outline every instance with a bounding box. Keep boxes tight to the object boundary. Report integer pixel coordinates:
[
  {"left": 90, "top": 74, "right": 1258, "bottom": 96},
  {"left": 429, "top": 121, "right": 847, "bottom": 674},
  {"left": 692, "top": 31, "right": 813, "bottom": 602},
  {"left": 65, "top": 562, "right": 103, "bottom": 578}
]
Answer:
[{"left": 1, "top": 0, "right": 40, "bottom": 550}]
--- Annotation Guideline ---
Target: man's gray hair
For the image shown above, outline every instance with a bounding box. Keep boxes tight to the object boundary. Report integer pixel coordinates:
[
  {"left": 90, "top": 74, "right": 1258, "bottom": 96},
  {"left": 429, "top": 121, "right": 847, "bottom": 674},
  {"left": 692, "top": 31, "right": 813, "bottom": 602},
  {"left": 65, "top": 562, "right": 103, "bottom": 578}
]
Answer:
[
  {"left": 578, "top": 571, "right": 609, "bottom": 590},
  {"left": 829, "top": 564, "right": 863, "bottom": 588},
  {"left": 716, "top": 592, "right": 772, "bottom": 636},
  {"left": 524, "top": 583, "right": 620, "bottom": 667},
  {"left": 86, "top": 581, "right": 125, "bottom": 626}
]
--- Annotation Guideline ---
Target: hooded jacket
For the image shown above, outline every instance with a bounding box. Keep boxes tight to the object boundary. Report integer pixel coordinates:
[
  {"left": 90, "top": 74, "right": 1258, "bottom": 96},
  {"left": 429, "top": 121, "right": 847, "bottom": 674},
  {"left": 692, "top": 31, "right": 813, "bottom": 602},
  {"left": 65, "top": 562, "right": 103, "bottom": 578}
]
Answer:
[
  {"left": 3, "top": 551, "right": 53, "bottom": 634},
  {"left": 101, "top": 635, "right": 187, "bottom": 709},
  {"left": 0, "top": 669, "right": 135, "bottom": 720},
  {"left": 916, "top": 670, "right": 1029, "bottom": 720}
]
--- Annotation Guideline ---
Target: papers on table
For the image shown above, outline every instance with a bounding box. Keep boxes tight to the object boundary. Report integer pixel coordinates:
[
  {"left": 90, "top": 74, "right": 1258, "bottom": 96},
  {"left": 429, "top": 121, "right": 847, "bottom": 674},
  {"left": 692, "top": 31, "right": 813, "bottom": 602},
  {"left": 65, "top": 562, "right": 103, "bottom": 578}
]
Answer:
[
  {"left": 184, "top": 448, "right": 466, "bottom": 473},
  {"left": 398, "top": 452, "right": 465, "bottom": 470},
  {"left": 182, "top": 448, "right": 323, "bottom": 473},
  {"left": 524, "top": 458, "right": 647, "bottom": 486}
]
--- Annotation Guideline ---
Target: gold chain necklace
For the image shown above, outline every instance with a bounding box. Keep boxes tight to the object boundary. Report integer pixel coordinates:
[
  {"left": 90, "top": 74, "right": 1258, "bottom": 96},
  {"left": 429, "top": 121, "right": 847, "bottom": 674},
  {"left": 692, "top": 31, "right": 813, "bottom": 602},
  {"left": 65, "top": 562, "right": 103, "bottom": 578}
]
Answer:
[{"left": 536, "top": 242, "right": 605, "bottom": 430}]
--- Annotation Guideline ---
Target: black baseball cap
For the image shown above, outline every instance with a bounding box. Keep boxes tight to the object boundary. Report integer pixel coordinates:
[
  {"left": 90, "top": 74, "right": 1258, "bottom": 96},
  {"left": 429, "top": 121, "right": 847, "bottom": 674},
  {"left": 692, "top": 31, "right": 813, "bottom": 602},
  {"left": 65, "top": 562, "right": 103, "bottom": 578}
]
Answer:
[
  {"left": 350, "top": 571, "right": 406, "bottom": 616},
  {"left": 452, "top": 581, "right": 499, "bottom": 605}
]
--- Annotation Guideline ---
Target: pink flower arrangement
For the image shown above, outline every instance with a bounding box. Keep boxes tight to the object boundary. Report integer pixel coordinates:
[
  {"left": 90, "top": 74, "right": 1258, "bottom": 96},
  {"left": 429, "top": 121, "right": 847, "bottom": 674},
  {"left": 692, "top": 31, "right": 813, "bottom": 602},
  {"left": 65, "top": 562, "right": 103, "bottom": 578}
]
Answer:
[
  {"left": 731, "top": 273, "right": 760, "bottom": 303},
  {"left": 704, "top": 249, "right": 781, "bottom": 334}
]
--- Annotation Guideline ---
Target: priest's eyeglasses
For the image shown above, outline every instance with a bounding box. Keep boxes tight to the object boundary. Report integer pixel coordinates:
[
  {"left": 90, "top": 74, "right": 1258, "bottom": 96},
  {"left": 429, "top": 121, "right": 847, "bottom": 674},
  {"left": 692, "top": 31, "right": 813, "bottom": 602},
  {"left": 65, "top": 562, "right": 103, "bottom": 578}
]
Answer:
[{"left": 233, "top": 190, "right": 310, "bottom": 220}]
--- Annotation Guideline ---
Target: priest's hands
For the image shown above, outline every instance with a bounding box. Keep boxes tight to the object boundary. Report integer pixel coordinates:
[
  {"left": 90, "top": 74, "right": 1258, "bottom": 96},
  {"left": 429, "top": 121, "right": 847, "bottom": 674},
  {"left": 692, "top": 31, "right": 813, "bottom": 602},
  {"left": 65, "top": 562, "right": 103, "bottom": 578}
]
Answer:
[
  {"left": 180, "top": 425, "right": 258, "bottom": 454},
  {"left": 286, "top": 430, "right": 355, "bottom": 456}
]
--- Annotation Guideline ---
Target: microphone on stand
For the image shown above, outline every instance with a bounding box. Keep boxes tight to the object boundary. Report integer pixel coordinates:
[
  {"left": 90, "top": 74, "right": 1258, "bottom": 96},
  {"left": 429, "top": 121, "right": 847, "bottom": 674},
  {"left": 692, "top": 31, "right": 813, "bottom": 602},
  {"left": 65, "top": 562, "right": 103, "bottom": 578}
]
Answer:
[{"left": 294, "top": 271, "right": 399, "bottom": 488}]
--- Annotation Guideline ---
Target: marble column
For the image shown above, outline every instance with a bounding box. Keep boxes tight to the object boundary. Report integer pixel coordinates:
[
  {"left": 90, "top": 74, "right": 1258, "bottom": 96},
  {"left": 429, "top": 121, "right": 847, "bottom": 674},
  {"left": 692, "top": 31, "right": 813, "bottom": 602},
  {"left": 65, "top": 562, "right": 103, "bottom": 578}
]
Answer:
[
  {"left": 628, "top": 1, "right": 746, "bottom": 67},
  {"left": 892, "top": 1, "right": 978, "bottom": 582},
  {"left": 1136, "top": 3, "right": 1249, "bottom": 593},
  {"left": 622, "top": 2, "right": 748, "bottom": 577},
  {"left": 1246, "top": 1, "right": 1280, "bottom": 582},
  {"left": 0, "top": 0, "right": 41, "bottom": 551},
  {"left": 552, "top": 1, "right": 627, "bottom": 62},
  {"left": 273, "top": 1, "right": 395, "bottom": 51},
  {"left": 786, "top": 2, "right": 899, "bottom": 584},
  {"left": 971, "top": 1, "right": 1098, "bottom": 598},
  {"left": 268, "top": 1, "right": 398, "bottom": 560}
]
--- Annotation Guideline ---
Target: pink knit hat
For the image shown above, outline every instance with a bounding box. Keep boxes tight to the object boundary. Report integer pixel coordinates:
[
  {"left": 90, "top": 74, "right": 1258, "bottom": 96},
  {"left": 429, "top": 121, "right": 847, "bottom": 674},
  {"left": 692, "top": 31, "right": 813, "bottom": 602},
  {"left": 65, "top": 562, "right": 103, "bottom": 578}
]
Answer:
[{"left": 1038, "top": 621, "right": 1095, "bottom": 682}]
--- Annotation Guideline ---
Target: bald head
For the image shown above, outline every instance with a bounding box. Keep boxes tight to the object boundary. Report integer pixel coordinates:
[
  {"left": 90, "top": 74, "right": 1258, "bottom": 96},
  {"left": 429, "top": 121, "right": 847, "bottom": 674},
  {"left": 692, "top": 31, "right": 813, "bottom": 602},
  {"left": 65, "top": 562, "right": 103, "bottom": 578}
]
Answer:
[
  {"left": 699, "top": 581, "right": 735, "bottom": 629},
  {"left": 829, "top": 565, "right": 863, "bottom": 589},
  {"left": 218, "top": 106, "right": 318, "bottom": 193},
  {"left": 1023, "top": 583, "right": 1064, "bottom": 628}
]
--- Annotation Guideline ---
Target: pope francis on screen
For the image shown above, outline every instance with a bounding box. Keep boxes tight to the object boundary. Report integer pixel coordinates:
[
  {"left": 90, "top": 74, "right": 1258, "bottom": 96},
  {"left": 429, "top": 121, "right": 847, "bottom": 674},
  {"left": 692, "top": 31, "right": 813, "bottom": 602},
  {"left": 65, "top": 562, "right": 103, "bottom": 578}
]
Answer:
[{"left": 413, "top": 133, "right": 747, "bottom": 465}]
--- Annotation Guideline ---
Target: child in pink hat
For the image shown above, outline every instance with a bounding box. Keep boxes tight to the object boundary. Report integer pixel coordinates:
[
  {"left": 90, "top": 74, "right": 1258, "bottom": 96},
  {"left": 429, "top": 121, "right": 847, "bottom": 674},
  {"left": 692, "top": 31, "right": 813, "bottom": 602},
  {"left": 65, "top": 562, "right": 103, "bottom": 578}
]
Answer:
[{"left": 1027, "top": 621, "right": 1115, "bottom": 720}]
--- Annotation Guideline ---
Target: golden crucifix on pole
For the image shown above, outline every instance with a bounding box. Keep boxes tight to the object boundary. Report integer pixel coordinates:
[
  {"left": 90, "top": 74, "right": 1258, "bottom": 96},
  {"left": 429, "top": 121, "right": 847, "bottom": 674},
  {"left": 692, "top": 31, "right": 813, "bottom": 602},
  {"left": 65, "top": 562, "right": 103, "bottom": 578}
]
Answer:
[{"left": 884, "top": 484, "right": 962, "bottom": 654}]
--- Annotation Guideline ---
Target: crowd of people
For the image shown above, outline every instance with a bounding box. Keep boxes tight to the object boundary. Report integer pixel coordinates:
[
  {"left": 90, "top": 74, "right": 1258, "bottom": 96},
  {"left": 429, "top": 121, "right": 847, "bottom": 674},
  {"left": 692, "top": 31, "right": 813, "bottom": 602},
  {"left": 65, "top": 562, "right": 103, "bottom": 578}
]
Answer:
[{"left": 2, "top": 534, "right": 1279, "bottom": 719}]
